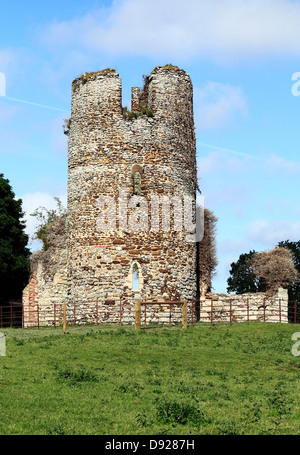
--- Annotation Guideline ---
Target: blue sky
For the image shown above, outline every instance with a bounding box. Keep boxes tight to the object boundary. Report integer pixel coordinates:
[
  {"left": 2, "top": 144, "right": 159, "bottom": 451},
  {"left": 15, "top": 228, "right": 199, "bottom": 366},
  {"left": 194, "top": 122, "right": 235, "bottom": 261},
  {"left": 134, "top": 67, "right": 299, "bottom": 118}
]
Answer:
[{"left": 1, "top": 0, "right": 300, "bottom": 293}]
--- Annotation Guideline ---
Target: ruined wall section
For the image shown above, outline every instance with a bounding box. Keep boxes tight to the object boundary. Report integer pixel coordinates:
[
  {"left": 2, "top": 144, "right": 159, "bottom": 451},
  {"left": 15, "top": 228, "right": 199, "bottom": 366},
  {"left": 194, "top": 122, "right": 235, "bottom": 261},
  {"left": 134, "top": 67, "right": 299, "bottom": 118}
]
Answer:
[
  {"left": 22, "top": 215, "right": 68, "bottom": 326},
  {"left": 67, "top": 66, "right": 197, "bottom": 314}
]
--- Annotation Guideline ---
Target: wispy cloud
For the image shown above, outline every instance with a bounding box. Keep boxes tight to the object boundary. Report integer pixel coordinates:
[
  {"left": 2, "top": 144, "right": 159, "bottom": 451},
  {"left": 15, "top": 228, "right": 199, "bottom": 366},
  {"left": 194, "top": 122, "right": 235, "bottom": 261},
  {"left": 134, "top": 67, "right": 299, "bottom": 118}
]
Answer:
[
  {"left": 247, "top": 219, "right": 300, "bottom": 246},
  {"left": 197, "top": 144, "right": 300, "bottom": 176},
  {"left": 5, "top": 96, "right": 67, "bottom": 112},
  {"left": 40, "top": 0, "right": 300, "bottom": 62},
  {"left": 265, "top": 153, "right": 300, "bottom": 175},
  {"left": 195, "top": 82, "right": 247, "bottom": 130}
]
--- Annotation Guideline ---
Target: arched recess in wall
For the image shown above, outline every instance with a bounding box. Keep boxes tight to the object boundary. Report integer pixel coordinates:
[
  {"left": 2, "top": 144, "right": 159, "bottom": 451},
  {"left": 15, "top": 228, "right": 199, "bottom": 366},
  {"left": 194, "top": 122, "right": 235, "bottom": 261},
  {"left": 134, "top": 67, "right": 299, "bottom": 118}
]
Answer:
[
  {"left": 132, "top": 263, "right": 139, "bottom": 290},
  {"left": 125, "top": 261, "right": 144, "bottom": 291}
]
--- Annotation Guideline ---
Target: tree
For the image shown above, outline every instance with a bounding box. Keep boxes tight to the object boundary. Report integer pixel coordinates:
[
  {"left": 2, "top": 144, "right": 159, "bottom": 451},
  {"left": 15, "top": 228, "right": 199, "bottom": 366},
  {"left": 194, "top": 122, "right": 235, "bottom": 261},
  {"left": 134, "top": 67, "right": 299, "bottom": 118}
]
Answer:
[
  {"left": 0, "top": 173, "right": 30, "bottom": 304},
  {"left": 227, "top": 250, "right": 265, "bottom": 294},
  {"left": 198, "top": 208, "right": 218, "bottom": 296},
  {"left": 227, "top": 246, "right": 300, "bottom": 296},
  {"left": 251, "top": 247, "right": 299, "bottom": 293},
  {"left": 277, "top": 240, "right": 300, "bottom": 301},
  {"left": 30, "top": 197, "right": 67, "bottom": 250}
]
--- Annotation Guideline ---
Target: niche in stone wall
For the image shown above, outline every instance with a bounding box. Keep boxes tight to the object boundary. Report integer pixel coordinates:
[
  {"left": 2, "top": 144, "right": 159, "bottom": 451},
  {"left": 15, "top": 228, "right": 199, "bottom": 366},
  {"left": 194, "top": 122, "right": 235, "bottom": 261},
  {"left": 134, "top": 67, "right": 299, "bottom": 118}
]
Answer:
[
  {"left": 132, "top": 263, "right": 139, "bottom": 290},
  {"left": 125, "top": 261, "right": 144, "bottom": 292},
  {"left": 132, "top": 164, "right": 143, "bottom": 196}
]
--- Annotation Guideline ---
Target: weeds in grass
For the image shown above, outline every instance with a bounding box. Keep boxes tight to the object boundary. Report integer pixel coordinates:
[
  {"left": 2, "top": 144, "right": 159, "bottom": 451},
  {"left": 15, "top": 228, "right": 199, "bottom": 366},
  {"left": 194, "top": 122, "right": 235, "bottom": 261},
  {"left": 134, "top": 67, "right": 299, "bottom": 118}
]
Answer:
[
  {"left": 55, "top": 365, "right": 98, "bottom": 386},
  {"left": 115, "top": 381, "right": 144, "bottom": 396},
  {"left": 216, "top": 419, "right": 244, "bottom": 435},
  {"left": 136, "top": 412, "right": 150, "bottom": 428},
  {"left": 268, "top": 381, "right": 292, "bottom": 432},
  {"left": 155, "top": 397, "right": 208, "bottom": 426}
]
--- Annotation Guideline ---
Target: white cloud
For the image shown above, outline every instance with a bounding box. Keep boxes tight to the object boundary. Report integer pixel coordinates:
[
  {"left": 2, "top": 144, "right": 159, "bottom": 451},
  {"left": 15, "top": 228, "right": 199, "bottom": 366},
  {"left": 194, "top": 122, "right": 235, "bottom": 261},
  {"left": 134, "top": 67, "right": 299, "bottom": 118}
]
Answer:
[
  {"left": 266, "top": 153, "right": 300, "bottom": 175},
  {"left": 195, "top": 82, "right": 247, "bottom": 130},
  {"left": 0, "top": 47, "right": 32, "bottom": 90},
  {"left": 247, "top": 219, "right": 300, "bottom": 246},
  {"left": 218, "top": 238, "right": 248, "bottom": 255},
  {"left": 41, "top": 0, "right": 300, "bottom": 62},
  {"left": 197, "top": 151, "right": 223, "bottom": 176},
  {"left": 197, "top": 146, "right": 300, "bottom": 180}
]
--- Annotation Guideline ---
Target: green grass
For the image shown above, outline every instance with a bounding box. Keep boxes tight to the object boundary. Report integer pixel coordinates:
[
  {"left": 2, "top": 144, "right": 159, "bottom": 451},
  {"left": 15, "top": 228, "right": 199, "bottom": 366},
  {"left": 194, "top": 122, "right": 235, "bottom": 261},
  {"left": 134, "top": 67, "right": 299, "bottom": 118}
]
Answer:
[{"left": 0, "top": 322, "right": 300, "bottom": 435}]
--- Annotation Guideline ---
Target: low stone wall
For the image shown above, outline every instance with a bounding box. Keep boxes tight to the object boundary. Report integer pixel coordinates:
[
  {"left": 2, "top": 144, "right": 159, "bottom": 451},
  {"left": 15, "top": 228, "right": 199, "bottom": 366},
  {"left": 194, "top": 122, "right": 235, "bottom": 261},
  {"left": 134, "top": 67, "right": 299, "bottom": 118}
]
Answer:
[
  {"left": 199, "top": 287, "right": 288, "bottom": 324},
  {"left": 22, "top": 287, "right": 288, "bottom": 328},
  {"left": 22, "top": 299, "right": 190, "bottom": 327}
]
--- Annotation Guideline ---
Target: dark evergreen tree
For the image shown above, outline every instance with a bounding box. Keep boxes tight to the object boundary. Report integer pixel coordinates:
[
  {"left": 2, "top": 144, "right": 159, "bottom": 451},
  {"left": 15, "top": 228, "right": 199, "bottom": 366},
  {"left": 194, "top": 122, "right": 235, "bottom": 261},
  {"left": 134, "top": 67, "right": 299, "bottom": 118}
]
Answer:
[
  {"left": 0, "top": 173, "right": 30, "bottom": 305},
  {"left": 227, "top": 250, "right": 266, "bottom": 294}
]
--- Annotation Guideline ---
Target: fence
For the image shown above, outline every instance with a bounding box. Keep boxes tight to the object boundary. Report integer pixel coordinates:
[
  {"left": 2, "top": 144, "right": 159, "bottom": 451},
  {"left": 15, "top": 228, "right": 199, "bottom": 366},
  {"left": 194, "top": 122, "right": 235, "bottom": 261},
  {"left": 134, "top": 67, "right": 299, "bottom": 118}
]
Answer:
[
  {"left": 2, "top": 296, "right": 297, "bottom": 329},
  {"left": 0, "top": 303, "right": 23, "bottom": 328},
  {"left": 22, "top": 300, "right": 187, "bottom": 329},
  {"left": 196, "top": 298, "right": 288, "bottom": 325},
  {"left": 289, "top": 301, "right": 300, "bottom": 324},
  {"left": 135, "top": 301, "right": 188, "bottom": 329}
]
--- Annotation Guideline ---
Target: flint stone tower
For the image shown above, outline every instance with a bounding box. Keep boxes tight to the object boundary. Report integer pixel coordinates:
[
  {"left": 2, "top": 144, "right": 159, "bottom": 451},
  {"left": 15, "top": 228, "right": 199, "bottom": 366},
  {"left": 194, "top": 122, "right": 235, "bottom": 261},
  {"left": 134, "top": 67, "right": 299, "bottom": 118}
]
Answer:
[{"left": 67, "top": 65, "right": 198, "bottom": 319}]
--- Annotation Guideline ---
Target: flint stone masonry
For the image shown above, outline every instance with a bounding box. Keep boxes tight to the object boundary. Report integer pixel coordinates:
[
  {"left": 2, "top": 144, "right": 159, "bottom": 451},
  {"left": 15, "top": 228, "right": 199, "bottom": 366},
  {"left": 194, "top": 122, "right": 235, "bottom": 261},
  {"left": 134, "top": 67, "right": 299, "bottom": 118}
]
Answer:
[
  {"left": 22, "top": 216, "right": 68, "bottom": 327},
  {"left": 67, "top": 65, "right": 197, "bottom": 316},
  {"left": 22, "top": 65, "right": 289, "bottom": 326},
  {"left": 200, "top": 288, "right": 288, "bottom": 323}
]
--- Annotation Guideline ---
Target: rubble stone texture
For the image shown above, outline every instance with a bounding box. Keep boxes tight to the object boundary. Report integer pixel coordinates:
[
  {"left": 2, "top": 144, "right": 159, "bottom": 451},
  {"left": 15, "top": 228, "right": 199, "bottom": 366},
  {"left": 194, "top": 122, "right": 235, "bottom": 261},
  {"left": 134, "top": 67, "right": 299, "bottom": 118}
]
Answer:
[
  {"left": 22, "top": 65, "right": 288, "bottom": 326},
  {"left": 67, "top": 65, "right": 197, "bottom": 318}
]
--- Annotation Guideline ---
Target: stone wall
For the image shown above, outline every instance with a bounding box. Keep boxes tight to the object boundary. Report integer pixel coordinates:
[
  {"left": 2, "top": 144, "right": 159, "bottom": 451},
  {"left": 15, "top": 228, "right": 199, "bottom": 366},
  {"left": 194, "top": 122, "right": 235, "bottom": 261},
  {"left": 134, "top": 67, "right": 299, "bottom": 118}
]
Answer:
[
  {"left": 22, "top": 287, "right": 288, "bottom": 327},
  {"left": 22, "top": 216, "right": 68, "bottom": 327},
  {"left": 67, "top": 65, "right": 198, "bottom": 319},
  {"left": 198, "top": 287, "right": 288, "bottom": 324}
]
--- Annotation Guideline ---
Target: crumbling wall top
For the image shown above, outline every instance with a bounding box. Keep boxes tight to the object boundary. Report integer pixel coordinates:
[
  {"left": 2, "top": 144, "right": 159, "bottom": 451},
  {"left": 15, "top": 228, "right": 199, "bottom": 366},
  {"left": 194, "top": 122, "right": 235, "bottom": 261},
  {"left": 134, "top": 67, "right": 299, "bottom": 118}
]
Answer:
[{"left": 72, "top": 68, "right": 118, "bottom": 92}]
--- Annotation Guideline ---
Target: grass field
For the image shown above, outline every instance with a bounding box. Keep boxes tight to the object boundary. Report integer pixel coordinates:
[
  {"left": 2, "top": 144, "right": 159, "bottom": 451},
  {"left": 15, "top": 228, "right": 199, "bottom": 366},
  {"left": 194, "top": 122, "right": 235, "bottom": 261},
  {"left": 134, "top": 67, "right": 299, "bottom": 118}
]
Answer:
[{"left": 0, "top": 321, "right": 300, "bottom": 435}]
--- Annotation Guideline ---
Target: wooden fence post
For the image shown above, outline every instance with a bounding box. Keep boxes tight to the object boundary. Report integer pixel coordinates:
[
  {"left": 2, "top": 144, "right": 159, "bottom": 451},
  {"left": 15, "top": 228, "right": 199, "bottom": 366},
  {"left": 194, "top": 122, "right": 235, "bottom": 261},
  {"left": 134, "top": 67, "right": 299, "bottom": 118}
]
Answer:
[
  {"left": 120, "top": 298, "right": 122, "bottom": 326},
  {"left": 182, "top": 300, "right": 187, "bottom": 330},
  {"left": 247, "top": 298, "right": 249, "bottom": 324},
  {"left": 135, "top": 301, "right": 141, "bottom": 330},
  {"left": 279, "top": 298, "right": 281, "bottom": 323},
  {"left": 63, "top": 302, "right": 67, "bottom": 334}
]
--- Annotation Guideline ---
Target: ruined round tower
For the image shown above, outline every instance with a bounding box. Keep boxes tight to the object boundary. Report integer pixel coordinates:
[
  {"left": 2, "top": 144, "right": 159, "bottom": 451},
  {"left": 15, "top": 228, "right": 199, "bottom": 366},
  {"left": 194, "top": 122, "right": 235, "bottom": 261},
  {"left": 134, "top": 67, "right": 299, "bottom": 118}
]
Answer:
[{"left": 67, "top": 65, "right": 198, "bottom": 321}]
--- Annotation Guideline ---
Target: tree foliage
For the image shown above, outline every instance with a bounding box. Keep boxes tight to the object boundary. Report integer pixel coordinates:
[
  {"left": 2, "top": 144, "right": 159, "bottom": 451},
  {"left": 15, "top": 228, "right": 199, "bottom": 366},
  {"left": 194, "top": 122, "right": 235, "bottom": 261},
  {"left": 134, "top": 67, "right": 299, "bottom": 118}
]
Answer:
[
  {"left": 251, "top": 247, "right": 299, "bottom": 293},
  {"left": 227, "top": 244, "right": 300, "bottom": 297},
  {"left": 227, "top": 250, "right": 265, "bottom": 294},
  {"left": 198, "top": 208, "right": 218, "bottom": 295},
  {"left": 30, "top": 197, "right": 67, "bottom": 250},
  {"left": 0, "top": 173, "right": 30, "bottom": 304}
]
